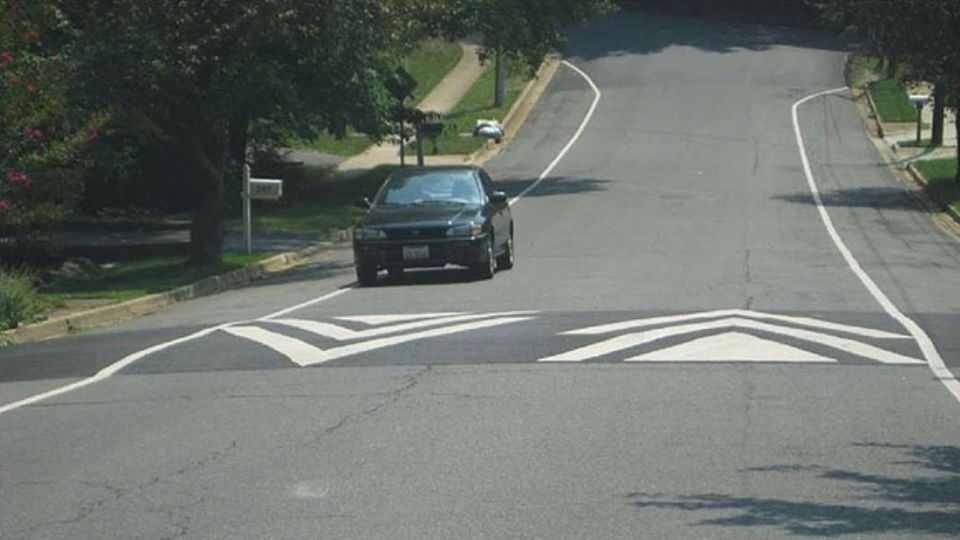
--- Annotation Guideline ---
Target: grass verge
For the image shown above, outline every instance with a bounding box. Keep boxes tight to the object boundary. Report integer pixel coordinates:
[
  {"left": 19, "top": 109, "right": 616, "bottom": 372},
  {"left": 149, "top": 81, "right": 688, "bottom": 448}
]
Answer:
[
  {"left": 38, "top": 252, "right": 273, "bottom": 305},
  {"left": 414, "top": 60, "right": 529, "bottom": 156},
  {"left": 851, "top": 54, "right": 918, "bottom": 124},
  {"left": 868, "top": 78, "right": 918, "bottom": 123},
  {"left": 255, "top": 164, "right": 399, "bottom": 234},
  {"left": 914, "top": 158, "right": 960, "bottom": 215},
  {"left": 290, "top": 39, "right": 463, "bottom": 157}
]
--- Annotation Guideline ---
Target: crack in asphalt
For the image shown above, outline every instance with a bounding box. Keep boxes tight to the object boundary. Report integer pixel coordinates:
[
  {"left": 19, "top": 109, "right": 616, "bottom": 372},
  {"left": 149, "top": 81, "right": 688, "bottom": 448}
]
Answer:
[
  {"left": 7, "top": 441, "right": 236, "bottom": 539},
  {"left": 308, "top": 365, "right": 433, "bottom": 444}
]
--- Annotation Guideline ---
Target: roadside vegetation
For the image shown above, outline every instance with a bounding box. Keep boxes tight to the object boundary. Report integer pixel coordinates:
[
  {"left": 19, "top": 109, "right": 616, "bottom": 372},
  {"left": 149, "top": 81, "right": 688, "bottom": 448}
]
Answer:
[
  {"left": 413, "top": 59, "right": 529, "bottom": 156},
  {"left": 290, "top": 39, "right": 464, "bottom": 157},
  {"left": 867, "top": 77, "right": 918, "bottom": 123},
  {"left": 914, "top": 159, "right": 960, "bottom": 214},
  {"left": 0, "top": 269, "right": 43, "bottom": 331},
  {"left": 39, "top": 253, "right": 272, "bottom": 304}
]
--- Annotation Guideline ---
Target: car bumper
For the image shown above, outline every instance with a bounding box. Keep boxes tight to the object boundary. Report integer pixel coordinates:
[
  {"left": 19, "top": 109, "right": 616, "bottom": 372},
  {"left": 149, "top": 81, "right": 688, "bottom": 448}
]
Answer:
[{"left": 353, "top": 236, "right": 490, "bottom": 269}]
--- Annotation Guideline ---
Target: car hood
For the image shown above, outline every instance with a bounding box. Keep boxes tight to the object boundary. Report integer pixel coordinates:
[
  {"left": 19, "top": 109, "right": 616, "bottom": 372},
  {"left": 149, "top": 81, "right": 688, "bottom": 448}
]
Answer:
[{"left": 360, "top": 204, "right": 482, "bottom": 228}]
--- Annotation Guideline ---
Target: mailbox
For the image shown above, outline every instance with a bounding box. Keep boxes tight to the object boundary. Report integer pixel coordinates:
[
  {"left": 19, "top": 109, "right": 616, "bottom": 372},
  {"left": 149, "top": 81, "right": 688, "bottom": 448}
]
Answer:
[
  {"left": 248, "top": 178, "right": 283, "bottom": 200},
  {"left": 909, "top": 94, "right": 931, "bottom": 106},
  {"left": 474, "top": 119, "right": 504, "bottom": 143}
]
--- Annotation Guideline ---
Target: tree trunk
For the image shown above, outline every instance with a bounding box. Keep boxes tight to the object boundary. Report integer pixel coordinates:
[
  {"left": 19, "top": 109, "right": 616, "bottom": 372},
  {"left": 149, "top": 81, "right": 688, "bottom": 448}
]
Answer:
[
  {"left": 956, "top": 113, "right": 960, "bottom": 183},
  {"left": 494, "top": 47, "right": 505, "bottom": 108},
  {"left": 931, "top": 81, "right": 945, "bottom": 147},
  {"left": 227, "top": 115, "right": 250, "bottom": 212},
  {"left": 187, "top": 130, "right": 228, "bottom": 264}
]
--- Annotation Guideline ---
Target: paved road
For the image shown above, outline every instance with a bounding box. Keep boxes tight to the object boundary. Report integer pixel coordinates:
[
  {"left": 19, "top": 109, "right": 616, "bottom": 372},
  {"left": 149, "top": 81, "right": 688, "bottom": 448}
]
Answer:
[{"left": 3, "top": 11, "right": 960, "bottom": 539}]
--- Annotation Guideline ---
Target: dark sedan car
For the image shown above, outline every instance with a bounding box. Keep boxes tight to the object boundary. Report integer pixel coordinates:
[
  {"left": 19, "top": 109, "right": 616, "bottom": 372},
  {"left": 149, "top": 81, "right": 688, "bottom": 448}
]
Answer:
[{"left": 352, "top": 166, "right": 514, "bottom": 286}]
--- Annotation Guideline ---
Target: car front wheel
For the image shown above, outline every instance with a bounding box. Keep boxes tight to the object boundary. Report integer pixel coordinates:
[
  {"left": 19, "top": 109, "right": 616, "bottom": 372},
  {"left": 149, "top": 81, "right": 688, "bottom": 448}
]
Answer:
[
  {"left": 497, "top": 230, "right": 514, "bottom": 270},
  {"left": 472, "top": 237, "right": 495, "bottom": 280},
  {"left": 356, "top": 264, "right": 378, "bottom": 286}
]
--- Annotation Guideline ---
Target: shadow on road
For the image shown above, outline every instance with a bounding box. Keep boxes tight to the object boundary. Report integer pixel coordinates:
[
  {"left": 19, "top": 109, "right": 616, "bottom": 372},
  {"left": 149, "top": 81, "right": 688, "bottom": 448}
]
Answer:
[
  {"left": 499, "top": 176, "right": 610, "bottom": 199},
  {"left": 775, "top": 187, "right": 924, "bottom": 212},
  {"left": 627, "top": 442, "right": 960, "bottom": 537},
  {"left": 564, "top": 9, "right": 843, "bottom": 62}
]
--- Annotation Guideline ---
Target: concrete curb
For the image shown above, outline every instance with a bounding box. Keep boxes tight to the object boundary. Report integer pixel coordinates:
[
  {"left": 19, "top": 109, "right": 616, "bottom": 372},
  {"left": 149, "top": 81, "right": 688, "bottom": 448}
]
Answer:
[
  {"left": 904, "top": 162, "right": 960, "bottom": 226},
  {"left": 3, "top": 234, "right": 349, "bottom": 346},
  {"left": 864, "top": 86, "right": 887, "bottom": 138},
  {"left": 468, "top": 55, "right": 563, "bottom": 165}
]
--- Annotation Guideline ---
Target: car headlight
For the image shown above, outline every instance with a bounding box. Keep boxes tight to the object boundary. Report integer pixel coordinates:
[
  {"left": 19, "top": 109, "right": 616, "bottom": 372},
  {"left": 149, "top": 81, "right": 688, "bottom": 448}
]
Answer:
[
  {"left": 447, "top": 223, "right": 484, "bottom": 237},
  {"left": 354, "top": 226, "right": 386, "bottom": 240}
]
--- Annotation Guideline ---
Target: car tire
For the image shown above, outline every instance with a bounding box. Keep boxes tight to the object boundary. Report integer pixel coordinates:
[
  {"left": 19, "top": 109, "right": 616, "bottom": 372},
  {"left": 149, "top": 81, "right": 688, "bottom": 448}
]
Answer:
[
  {"left": 497, "top": 230, "right": 514, "bottom": 270},
  {"left": 387, "top": 267, "right": 405, "bottom": 279},
  {"left": 472, "top": 237, "right": 496, "bottom": 280},
  {"left": 356, "top": 264, "right": 378, "bottom": 287}
]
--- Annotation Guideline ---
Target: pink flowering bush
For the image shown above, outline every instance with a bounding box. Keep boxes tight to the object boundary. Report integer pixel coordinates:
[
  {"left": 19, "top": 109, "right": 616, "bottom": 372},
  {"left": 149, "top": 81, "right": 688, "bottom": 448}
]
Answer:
[{"left": 1, "top": 1, "right": 105, "bottom": 262}]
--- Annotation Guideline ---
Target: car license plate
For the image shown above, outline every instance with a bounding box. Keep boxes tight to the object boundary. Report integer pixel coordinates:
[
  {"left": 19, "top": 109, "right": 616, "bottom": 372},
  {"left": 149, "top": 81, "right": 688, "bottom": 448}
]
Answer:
[{"left": 402, "top": 245, "right": 429, "bottom": 260}]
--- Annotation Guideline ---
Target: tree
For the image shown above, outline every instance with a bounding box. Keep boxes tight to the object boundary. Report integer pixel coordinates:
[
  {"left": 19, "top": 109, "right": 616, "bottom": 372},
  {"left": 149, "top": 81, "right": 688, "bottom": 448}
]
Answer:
[
  {"left": 823, "top": 0, "right": 960, "bottom": 181},
  {"left": 0, "top": 0, "right": 103, "bottom": 263},
  {"left": 62, "top": 0, "right": 397, "bottom": 263}
]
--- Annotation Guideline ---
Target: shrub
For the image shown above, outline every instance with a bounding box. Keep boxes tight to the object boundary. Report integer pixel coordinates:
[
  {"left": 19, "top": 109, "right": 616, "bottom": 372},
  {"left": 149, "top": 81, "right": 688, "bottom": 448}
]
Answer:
[{"left": 0, "top": 268, "right": 41, "bottom": 331}]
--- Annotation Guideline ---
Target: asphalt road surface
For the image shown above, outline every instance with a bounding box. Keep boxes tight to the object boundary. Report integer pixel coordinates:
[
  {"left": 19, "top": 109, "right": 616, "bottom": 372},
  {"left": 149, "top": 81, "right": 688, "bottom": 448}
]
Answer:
[{"left": 3, "top": 11, "right": 960, "bottom": 540}]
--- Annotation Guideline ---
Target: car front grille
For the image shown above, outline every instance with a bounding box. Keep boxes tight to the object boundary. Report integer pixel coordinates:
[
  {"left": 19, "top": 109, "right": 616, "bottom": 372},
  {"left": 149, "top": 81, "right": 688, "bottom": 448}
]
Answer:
[{"left": 385, "top": 227, "right": 448, "bottom": 240}]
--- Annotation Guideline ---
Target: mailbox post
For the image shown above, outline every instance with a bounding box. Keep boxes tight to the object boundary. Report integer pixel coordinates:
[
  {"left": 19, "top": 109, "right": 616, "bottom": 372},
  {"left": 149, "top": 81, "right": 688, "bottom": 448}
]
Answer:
[
  {"left": 241, "top": 164, "right": 284, "bottom": 255},
  {"left": 909, "top": 94, "right": 931, "bottom": 144}
]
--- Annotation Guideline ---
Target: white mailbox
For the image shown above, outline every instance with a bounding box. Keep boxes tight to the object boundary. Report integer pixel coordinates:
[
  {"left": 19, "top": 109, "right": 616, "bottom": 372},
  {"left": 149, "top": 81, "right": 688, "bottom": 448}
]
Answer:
[
  {"left": 249, "top": 178, "right": 283, "bottom": 200},
  {"left": 909, "top": 94, "right": 931, "bottom": 106}
]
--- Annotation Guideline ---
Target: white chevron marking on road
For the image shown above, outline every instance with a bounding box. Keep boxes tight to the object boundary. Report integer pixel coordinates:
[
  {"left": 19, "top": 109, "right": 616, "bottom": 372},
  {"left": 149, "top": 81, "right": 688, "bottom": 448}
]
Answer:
[
  {"left": 335, "top": 313, "right": 463, "bottom": 326},
  {"left": 270, "top": 311, "right": 537, "bottom": 341},
  {"left": 223, "top": 326, "right": 322, "bottom": 367},
  {"left": 628, "top": 332, "right": 836, "bottom": 363},
  {"left": 223, "top": 315, "right": 535, "bottom": 366},
  {"left": 562, "top": 309, "right": 909, "bottom": 339},
  {"left": 540, "top": 317, "right": 924, "bottom": 364},
  {"left": 296, "top": 316, "right": 534, "bottom": 366}
]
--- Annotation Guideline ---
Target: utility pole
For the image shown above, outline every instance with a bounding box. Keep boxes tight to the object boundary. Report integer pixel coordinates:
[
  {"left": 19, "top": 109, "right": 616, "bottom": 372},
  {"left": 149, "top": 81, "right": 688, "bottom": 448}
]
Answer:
[{"left": 495, "top": 47, "right": 505, "bottom": 108}]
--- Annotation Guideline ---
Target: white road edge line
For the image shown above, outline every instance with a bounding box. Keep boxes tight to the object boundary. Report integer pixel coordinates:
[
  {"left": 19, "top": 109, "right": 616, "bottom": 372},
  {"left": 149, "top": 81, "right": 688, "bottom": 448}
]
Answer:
[
  {"left": 509, "top": 60, "right": 602, "bottom": 206},
  {"left": 0, "top": 323, "right": 230, "bottom": 415},
  {"left": 793, "top": 87, "right": 960, "bottom": 404},
  {"left": 0, "top": 288, "right": 352, "bottom": 416}
]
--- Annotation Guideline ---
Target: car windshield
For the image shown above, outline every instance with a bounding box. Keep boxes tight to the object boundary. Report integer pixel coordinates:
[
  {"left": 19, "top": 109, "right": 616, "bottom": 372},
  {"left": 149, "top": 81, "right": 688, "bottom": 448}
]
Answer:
[{"left": 374, "top": 170, "right": 483, "bottom": 206}]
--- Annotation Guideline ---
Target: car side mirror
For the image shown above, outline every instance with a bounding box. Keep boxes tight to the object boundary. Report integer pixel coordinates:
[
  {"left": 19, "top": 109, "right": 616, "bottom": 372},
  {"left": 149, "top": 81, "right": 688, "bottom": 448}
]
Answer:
[
  {"left": 355, "top": 197, "right": 372, "bottom": 209},
  {"left": 489, "top": 191, "right": 508, "bottom": 204}
]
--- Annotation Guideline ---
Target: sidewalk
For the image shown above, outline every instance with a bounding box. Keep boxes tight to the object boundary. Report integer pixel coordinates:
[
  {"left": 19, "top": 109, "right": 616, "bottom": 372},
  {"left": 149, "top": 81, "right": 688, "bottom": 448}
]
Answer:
[{"left": 337, "top": 41, "right": 486, "bottom": 172}]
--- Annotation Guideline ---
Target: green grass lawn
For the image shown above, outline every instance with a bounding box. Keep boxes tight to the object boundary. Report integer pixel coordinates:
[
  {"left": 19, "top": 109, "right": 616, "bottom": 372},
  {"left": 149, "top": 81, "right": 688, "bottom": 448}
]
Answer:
[
  {"left": 914, "top": 158, "right": 960, "bottom": 214},
  {"left": 39, "top": 252, "right": 273, "bottom": 304},
  {"left": 850, "top": 53, "right": 919, "bottom": 124},
  {"left": 868, "top": 78, "right": 919, "bottom": 123},
  {"left": 898, "top": 139, "right": 933, "bottom": 149},
  {"left": 413, "top": 61, "right": 529, "bottom": 156},
  {"left": 289, "top": 39, "right": 463, "bottom": 158},
  {"left": 255, "top": 165, "right": 399, "bottom": 235}
]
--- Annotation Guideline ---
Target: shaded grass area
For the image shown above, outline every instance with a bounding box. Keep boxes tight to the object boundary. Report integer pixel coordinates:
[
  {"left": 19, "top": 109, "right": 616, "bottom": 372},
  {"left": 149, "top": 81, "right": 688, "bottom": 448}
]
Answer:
[
  {"left": 290, "top": 39, "right": 463, "bottom": 157},
  {"left": 915, "top": 158, "right": 960, "bottom": 214},
  {"left": 868, "top": 78, "right": 918, "bottom": 123},
  {"left": 38, "top": 253, "right": 273, "bottom": 304},
  {"left": 852, "top": 54, "right": 918, "bottom": 124},
  {"left": 415, "top": 60, "right": 529, "bottom": 156},
  {"left": 255, "top": 164, "right": 399, "bottom": 234},
  {"left": 899, "top": 139, "right": 933, "bottom": 149}
]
